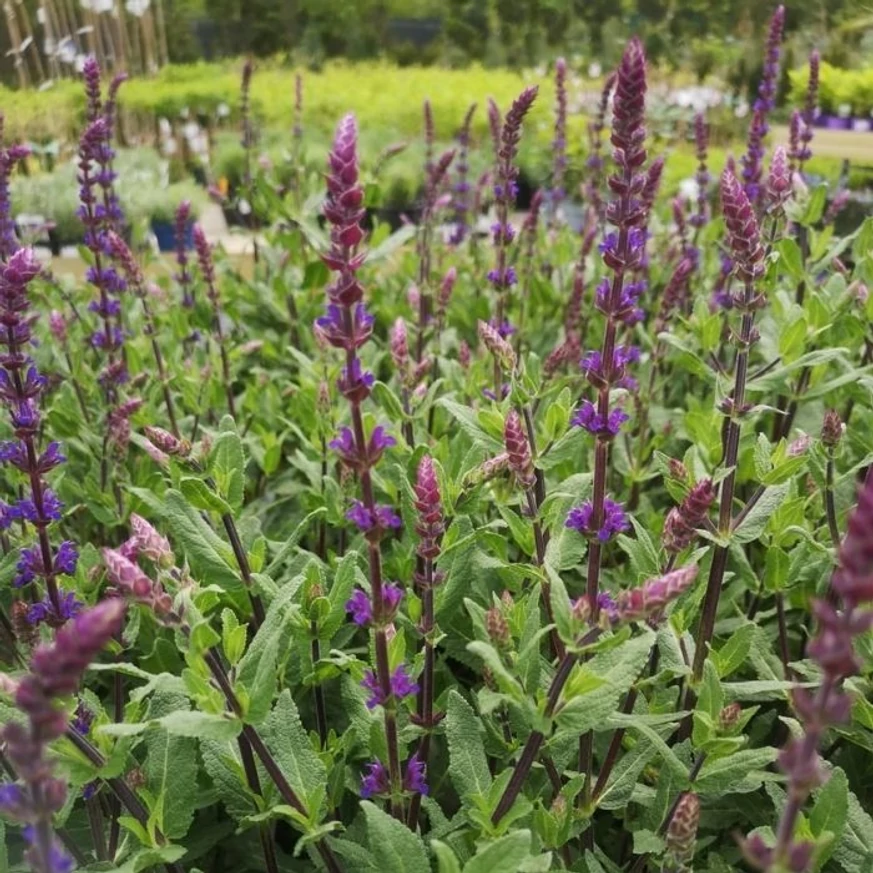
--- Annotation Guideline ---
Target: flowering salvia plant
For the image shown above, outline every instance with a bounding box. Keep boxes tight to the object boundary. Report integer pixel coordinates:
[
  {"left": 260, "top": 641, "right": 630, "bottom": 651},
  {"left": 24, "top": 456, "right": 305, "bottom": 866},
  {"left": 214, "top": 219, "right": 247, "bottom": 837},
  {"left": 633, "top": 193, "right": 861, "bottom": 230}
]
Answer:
[{"left": 2, "top": 13, "right": 873, "bottom": 873}]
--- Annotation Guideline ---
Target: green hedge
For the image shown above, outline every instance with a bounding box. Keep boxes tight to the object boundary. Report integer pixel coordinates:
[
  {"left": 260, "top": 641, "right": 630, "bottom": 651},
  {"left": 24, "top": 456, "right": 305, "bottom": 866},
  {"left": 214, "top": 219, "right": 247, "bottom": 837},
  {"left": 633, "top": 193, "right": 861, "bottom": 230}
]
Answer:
[{"left": 789, "top": 61, "right": 873, "bottom": 116}]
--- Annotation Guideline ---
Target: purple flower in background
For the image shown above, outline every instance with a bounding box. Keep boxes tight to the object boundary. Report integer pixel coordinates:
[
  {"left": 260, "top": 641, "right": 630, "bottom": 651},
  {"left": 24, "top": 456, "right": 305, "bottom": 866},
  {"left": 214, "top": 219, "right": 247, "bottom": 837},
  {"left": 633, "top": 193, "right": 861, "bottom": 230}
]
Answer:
[
  {"left": 689, "top": 112, "right": 711, "bottom": 230},
  {"left": 2, "top": 601, "right": 125, "bottom": 873},
  {"left": 174, "top": 201, "right": 194, "bottom": 307},
  {"left": 490, "top": 86, "right": 537, "bottom": 329},
  {"left": 360, "top": 760, "right": 389, "bottom": 798},
  {"left": 346, "top": 500, "right": 402, "bottom": 535},
  {"left": 741, "top": 6, "right": 785, "bottom": 206},
  {"left": 0, "top": 120, "right": 30, "bottom": 260},
  {"left": 550, "top": 58, "right": 568, "bottom": 221},
  {"left": 449, "top": 103, "right": 477, "bottom": 245}
]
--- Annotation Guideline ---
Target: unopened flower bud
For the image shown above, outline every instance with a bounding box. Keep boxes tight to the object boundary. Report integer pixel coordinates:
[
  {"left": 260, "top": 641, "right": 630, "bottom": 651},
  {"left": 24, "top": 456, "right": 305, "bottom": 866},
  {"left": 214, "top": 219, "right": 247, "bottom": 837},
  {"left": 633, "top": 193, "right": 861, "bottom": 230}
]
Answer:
[
  {"left": 49, "top": 310, "right": 68, "bottom": 343},
  {"left": 665, "top": 792, "right": 700, "bottom": 866},
  {"left": 787, "top": 434, "right": 811, "bottom": 457},
  {"left": 129, "top": 514, "right": 174, "bottom": 567},
  {"left": 391, "top": 317, "right": 409, "bottom": 375},
  {"left": 719, "top": 702, "right": 742, "bottom": 731},
  {"left": 458, "top": 340, "right": 471, "bottom": 369},
  {"left": 821, "top": 409, "right": 843, "bottom": 448},
  {"left": 478, "top": 320, "right": 517, "bottom": 372},
  {"left": 143, "top": 426, "right": 191, "bottom": 457},
  {"left": 485, "top": 606, "right": 510, "bottom": 647},
  {"left": 504, "top": 409, "right": 536, "bottom": 490}
]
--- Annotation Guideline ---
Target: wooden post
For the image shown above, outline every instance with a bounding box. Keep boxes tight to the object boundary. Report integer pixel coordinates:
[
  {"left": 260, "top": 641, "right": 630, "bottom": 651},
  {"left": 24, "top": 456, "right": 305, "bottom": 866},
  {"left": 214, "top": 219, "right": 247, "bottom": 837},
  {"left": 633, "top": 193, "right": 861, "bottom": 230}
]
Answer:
[
  {"left": 154, "top": 0, "right": 168, "bottom": 68},
  {"left": 4, "top": 2, "right": 29, "bottom": 88},
  {"left": 113, "top": 0, "right": 127, "bottom": 70},
  {"left": 13, "top": 0, "right": 45, "bottom": 82}
]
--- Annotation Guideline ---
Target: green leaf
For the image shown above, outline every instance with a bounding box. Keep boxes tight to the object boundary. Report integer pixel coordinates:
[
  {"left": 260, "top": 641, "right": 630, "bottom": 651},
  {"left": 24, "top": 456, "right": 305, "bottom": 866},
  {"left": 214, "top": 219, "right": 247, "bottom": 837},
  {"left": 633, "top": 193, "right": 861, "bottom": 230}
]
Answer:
[
  {"left": 833, "top": 784, "right": 873, "bottom": 873},
  {"left": 555, "top": 632, "right": 655, "bottom": 734},
  {"left": 733, "top": 484, "right": 790, "bottom": 544},
  {"left": 156, "top": 710, "right": 242, "bottom": 741},
  {"left": 161, "top": 490, "right": 239, "bottom": 590},
  {"left": 446, "top": 690, "right": 492, "bottom": 801},
  {"left": 94, "top": 845, "right": 187, "bottom": 873},
  {"left": 545, "top": 565, "right": 574, "bottom": 645},
  {"left": 694, "top": 748, "right": 777, "bottom": 793},
  {"left": 811, "top": 767, "right": 849, "bottom": 866},
  {"left": 362, "top": 800, "right": 430, "bottom": 873},
  {"left": 617, "top": 517, "right": 663, "bottom": 581},
  {"left": 366, "top": 223, "right": 416, "bottom": 263},
  {"left": 200, "top": 739, "right": 256, "bottom": 822},
  {"left": 262, "top": 690, "right": 327, "bottom": 814},
  {"left": 179, "top": 476, "right": 233, "bottom": 515},
  {"left": 463, "top": 830, "right": 532, "bottom": 873},
  {"left": 265, "top": 508, "right": 327, "bottom": 575},
  {"left": 433, "top": 840, "right": 463, "bottom": 873},
  {"left": 144, "top": 692, "right": 198, "bottom": 840},
  {"left": 712, "top": 623, "right": 757, "bottom": 677},
  {"left": 235, "top": 579, "right": 302, "bottom": 724},
  {"left": 436, "top": 398, "right": 503, "bottom": 452},
  {"left": 775, "top": 238, "right": 804, "bottom": 281},
  {"left": 802, "top": 183, "right": 828, "bottom": 226},
  {"left": 211, "top": 422, "right": 246, "bottom": 512},
  {"left": 322, "top": 551, "right": 360, "bottom": 638}
]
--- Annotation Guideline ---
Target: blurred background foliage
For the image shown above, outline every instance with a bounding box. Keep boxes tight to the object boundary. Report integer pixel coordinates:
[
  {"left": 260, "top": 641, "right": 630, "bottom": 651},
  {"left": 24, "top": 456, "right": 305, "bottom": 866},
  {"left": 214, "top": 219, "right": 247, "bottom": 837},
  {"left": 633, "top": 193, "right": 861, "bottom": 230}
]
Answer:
[{"left": 3, "top": 0, "right": 873, "bottom": 86}]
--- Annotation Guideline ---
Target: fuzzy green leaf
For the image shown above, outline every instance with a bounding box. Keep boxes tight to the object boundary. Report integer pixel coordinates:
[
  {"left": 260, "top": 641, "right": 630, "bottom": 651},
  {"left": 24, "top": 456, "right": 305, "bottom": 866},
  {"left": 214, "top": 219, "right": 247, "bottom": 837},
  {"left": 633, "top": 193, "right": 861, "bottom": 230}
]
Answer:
[
  {"left": 144, "top": 692, "right": 198, "bottom": 840},
  {"left": 262, "top": 690, "right": 327, "bottom": 812},
  {"left": 446, "top": 690, "right": 492, "bottom": 801},
  {"left": 362, "top": 800, "right": 430, "bottom": 873},
  {"left": 463, "top": 830, "right": 533, "bottom": 873}
]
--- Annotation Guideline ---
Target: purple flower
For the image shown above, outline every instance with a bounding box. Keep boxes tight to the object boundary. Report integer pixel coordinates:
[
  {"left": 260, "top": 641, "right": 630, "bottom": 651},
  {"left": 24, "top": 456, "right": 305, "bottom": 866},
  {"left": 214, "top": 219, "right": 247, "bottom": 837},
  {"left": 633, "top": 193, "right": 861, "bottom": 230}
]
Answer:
[
  {"left": 14, "top": 546, "right": 40, "bottom": 588},
  {"left": 346, "top": 501, "right": 402, "bottom": 535},
  {"left": 572, "top": 400, "right": 629, "bottom": 437},
  {"left": 361, "top": 760, "right": 390, "bottom": 798},
  {"left": 316, "top": 302, "right": 374, "bottom": 350},
  {"left": 337, "top": 358, "right": 374, "bottom": 401},
  {"left": 55, "top": 541, "right": 79, "bottom": 575},
  {"left": 487, "top": 266, "right": 518, "bottom": 288},
  {"left": 70, "top": 699, "right": 93, "bottom": 735},
  {"left": 27, "top": 590, "right": 84, "bottom": 627},
  {"left": 347, "top": 588, "right": 372, "bottom": 626},
  {"left": 566, "top": 498, "right": 630, "bottom": 542},
  {"left": 361, "top": 664, "right": 419, "bottom": 709},
  {"left": 403, "top": 752, "right": 428, "bottom": 795},
  {"left": 329, "top": 426, "right": 356, "bottom": 458},
  {"left": 16, "top": 490, "right": 63, "bottom": 523}
]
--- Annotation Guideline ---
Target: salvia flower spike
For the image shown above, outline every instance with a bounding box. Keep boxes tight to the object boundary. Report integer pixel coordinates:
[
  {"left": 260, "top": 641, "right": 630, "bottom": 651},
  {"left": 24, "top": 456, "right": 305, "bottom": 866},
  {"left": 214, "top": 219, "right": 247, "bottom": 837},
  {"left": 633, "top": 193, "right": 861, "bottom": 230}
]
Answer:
[
  {"left": 0, "top": 248, "right": 79, "bottom": 621},
  {"left": 489, "top": 85, "right": 537, "bottom": 331},
  {"left": 744, "top": 474, "right": 873, "bottom": 870},
  {"left": 321, "top": 114, "right": 407, "bottom": 815},
  {"left": 569, "top": 37, "right": 647, "bottom": 614},
  {"left": 740, "top": 5, "right": 785, "bottom": 206},
  {"left": 0, "top": 600, "right": 125, "bottom": 873}
]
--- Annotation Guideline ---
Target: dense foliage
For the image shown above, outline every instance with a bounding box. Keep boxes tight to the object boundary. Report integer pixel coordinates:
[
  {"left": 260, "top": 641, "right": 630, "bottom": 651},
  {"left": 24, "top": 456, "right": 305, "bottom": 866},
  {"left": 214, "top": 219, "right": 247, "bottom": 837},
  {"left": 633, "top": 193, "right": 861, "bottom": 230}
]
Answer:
[{"left": 2, "top": 7, "right": 873, "bottom": 873}]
